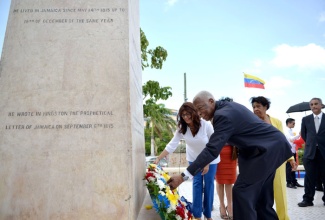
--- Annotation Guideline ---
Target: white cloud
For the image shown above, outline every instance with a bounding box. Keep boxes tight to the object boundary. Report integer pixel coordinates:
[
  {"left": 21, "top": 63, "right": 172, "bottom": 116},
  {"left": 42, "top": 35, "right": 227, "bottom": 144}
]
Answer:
[
  {"left": 270, "top": 43, "right": 325, "bottom": 69},
  {"left": 166, "top": 0, "right": 179, "bottom": 6},
  {"left": 319, "top": 12, "right": 325, "bottom": 22},
  {"left": 266, "top": 76, "right": 293, "bottom": 89},
  {"left": 253, "top": 59, "right": 262, "bottom": 67}
]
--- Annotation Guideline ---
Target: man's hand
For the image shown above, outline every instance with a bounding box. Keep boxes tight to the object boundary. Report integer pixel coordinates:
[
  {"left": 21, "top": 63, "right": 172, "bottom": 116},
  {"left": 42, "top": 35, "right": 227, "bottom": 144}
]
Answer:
[
  {"left": 201, "top": 165, "right": 209, "bottom": 175},
  {"left": 290, "top": 160, "right": 298, "bottom": 171},
  {"left": 167, "top": 174, "right": 184, "bottom": 190}
]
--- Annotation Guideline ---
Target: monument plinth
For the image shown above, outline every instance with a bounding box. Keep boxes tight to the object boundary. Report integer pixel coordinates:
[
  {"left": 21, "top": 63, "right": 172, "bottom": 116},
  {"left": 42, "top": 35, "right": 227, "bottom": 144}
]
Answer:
[{"left": 0, "top": 0, "right": 145, "bottom": 219}]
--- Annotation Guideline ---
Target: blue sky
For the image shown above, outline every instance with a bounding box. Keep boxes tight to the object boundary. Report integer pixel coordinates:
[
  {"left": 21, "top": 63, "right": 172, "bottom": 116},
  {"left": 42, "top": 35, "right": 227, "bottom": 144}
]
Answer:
[
  {"left": 1, "top": 0, "right": 325, "bottom": 131},
  {"left": 140, "top": 0, "right": 325, "bottom": 131}
]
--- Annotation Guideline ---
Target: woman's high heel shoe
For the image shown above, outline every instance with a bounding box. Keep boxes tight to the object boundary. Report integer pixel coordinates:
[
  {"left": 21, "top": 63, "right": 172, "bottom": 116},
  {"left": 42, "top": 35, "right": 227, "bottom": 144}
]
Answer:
[
  {"left": 219, "top": 207, "right": 228, "bottom": 219},
  {"left": 226, "top": 206, "right": 233, "bottom": 220}
]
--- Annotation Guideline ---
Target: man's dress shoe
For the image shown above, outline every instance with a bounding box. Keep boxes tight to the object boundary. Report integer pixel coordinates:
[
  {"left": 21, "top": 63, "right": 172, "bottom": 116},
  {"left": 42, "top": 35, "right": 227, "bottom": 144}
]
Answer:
[
  {"left": 297, "top": 201, "right": 314, "bottom": 207},
  {"left": 294, "top": 182, "right": 304, "bottom": 187},
  {"left": 287, "top": 183, "right": 297, "bottom": 189}
]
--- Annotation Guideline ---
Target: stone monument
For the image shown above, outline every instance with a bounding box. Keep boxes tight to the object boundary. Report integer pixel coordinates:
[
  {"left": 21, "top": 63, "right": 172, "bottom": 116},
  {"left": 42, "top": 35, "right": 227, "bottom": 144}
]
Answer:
[{"left": 0, "top": 0, "right": 145, "bottom": 219}]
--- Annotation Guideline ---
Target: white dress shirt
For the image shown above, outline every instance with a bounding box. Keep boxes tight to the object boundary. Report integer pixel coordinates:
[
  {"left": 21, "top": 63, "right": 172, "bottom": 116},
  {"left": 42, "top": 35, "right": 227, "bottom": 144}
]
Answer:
[
  {"left": 284, "top": 126, "right": 300, "bottom": 153},
  {"left": 165, "top": 119, "right": 220, "bottom": 164},
  {"left": 313, "top": 112, "right": 323, "bottom": 127}
]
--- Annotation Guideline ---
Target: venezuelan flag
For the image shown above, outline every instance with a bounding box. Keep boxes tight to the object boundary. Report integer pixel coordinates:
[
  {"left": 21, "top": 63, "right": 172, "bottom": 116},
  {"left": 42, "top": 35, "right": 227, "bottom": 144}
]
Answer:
[{"left": 244, "top": 73, "right": 265, "bottom": 89}]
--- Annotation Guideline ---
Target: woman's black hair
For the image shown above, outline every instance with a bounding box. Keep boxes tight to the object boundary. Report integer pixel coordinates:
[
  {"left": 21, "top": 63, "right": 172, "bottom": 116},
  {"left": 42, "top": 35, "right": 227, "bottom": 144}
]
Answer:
[{"left": 250, "top": 96, "right": 271, "bottom": 110}]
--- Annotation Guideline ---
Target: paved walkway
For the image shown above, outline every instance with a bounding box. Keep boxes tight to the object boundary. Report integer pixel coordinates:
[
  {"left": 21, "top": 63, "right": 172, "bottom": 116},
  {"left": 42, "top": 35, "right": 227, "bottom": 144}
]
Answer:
[{"left": 138, "top": 178, "right": 325, "bottom": 219}]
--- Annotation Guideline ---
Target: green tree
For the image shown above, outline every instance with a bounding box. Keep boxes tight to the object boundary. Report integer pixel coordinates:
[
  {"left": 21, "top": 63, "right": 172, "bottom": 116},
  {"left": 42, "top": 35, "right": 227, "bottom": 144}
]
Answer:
[
  {"left": 155, "top": 129, "right": 174, "bottom": 154},
  {"left": 144, "top": 127, "right": 174, "bottom": 155},
  {"left": 141, "top": 29, "right": 173, "bottom": 155},
  {"left": 143, "top": 80, "right": 172, "bottom": 101},
  {"left": 143, "top": 81, "right": 176, "bottom": 156},
  {"left": 141, "top": 28, "right": 168, "bottom": 70}
]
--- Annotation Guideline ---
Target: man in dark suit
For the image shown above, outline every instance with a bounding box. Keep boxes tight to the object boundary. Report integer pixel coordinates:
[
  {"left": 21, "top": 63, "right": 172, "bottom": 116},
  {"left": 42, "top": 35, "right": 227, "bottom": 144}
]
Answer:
[
  {"left": 298, "top": 97, "right": 325, "bottom": 207},
  {"left": 167, "top": 91, "right": 296, "bottom": 220}
]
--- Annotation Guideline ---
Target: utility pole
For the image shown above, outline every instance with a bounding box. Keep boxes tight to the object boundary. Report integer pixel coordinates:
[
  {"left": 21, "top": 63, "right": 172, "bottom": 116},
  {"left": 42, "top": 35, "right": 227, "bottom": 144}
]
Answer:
[{"left": 184, "top": 72, "right": 188, "bottom": 102}]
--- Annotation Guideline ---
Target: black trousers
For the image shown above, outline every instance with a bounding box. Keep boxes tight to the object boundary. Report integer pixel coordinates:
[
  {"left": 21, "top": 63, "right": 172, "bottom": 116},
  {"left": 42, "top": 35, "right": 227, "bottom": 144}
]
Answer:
[
  {"left": 233, "top": 171, "right": 278, "bottom": 220},
  {"left": 316, "top": 168, "right": 324, "bottom": 189},
  {"left": 302, "top": 149, "right": 325, "bottom": 203},
  {"left": 286, "top": 153, "right": 297, "bottom": 184}
]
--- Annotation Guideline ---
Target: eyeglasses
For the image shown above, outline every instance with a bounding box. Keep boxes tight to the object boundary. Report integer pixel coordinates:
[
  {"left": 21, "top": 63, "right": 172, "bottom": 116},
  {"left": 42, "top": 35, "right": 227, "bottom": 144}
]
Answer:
[{"left": 181, "top": 113, "right": 191, "bottom": 118}]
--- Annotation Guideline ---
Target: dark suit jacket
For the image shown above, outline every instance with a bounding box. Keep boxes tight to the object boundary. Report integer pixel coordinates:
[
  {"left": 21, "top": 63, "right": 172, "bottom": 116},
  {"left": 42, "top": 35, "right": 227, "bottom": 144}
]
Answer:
[
  {"left": 301, "top": 112, "right": 325, "bottom": 160},
  {"left": 187, "top": 101, "right": 293, "bottom": 184}
]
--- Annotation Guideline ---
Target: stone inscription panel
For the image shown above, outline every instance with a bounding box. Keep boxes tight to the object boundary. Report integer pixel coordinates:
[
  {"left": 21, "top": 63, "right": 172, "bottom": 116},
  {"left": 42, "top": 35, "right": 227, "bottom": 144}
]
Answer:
[
  {"left": 4, "top": 110, "right": 114, "bottom": 130},
  {"left": 12, "top": 7, "right": 126, "bottom": 25}
]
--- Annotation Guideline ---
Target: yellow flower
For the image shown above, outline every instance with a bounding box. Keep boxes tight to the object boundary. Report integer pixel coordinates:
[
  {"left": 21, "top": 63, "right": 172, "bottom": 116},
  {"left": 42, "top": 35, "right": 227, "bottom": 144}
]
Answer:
[
  {"left": 162, "top": 172, "right": 170, "bottom": 181},
  {"left": 166, "top": 186, "right": 179, "bottom": 206}
]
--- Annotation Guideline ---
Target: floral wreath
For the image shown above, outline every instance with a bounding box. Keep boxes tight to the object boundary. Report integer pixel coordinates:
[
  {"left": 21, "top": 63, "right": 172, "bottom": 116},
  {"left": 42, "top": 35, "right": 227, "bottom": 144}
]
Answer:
[{"left": 144, "top": 164, "right": 192, "bottom": 220}]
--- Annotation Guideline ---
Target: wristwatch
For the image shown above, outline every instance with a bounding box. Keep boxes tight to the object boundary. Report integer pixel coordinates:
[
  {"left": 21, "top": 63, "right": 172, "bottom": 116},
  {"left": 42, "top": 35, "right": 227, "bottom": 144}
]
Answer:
[{"left": 181, "top": 172, "right": 189, "bottom": 181}]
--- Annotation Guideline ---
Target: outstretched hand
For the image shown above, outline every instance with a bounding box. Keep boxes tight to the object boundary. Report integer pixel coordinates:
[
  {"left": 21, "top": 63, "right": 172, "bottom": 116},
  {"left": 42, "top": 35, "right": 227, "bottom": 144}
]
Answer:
[
  {"left": 153, "top": 158, "right": 160, "bottom": 164},
  {"left": 167, "top": 174, "right": 184, "bottom": 190}
]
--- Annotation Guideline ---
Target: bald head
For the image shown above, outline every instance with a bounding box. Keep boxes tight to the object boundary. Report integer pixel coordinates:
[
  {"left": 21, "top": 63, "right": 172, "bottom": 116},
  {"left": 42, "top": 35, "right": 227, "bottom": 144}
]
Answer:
[
  {"left": 193, "top": 91, "right": 215, "bottom": 102},
  {"left": 192, "top": 91, "right": 216, "bottom": 121}
]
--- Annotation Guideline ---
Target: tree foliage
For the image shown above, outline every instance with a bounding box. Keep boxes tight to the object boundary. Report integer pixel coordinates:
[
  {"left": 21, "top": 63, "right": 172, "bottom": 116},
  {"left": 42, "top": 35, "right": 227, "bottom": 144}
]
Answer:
[
  {"left": 141, "top": 29, "right": 173, "bottom": 155},
  {"left": 144, "top": 126, "right": 175, "bottom": 155},
  {"left": 143, "top": 80, "right": 176, "bottom": 139},
  {"left": 143, "top": 80, "right": 172, "bottom": 101},
  {"left": 143, "top": 81, "right": 176, "bottom": 155},
  {"left": 141, "top": 28, "right": 168, "bottom": 70}
]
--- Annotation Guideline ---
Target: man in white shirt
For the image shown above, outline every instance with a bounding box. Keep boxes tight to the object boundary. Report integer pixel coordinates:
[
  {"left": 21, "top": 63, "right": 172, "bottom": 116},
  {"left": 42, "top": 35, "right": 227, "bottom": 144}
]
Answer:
[{"left": 285, "top": 118, "right": 303, "bottom": 188}]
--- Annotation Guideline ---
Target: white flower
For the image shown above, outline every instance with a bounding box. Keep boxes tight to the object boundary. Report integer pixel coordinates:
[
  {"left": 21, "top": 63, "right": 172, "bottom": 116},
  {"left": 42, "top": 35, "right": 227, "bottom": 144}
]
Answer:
[
  {"left": 175, "top": 215, "right": 182, "bottom": 220},
  {"left": 154, "top": 173, "right": 160, "bottom": 179},
  {"left": 166, "top": 206, "right": 175, "bottom": 213},
  {"left": 157, "top": 179, "right": 165, "bottom": 190},
  {"left": 169, "top": 202, "right": 177, "bottom": 210}
]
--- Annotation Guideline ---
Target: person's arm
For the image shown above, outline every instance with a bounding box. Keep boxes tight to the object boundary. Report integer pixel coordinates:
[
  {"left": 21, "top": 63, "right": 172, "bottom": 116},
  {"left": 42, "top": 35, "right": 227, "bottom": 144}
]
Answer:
[
  {"left": 284, "top": 128, "right": 299, "bottom": 143},
  {"left": 201, "top": 165, "right": 210, "bottom": 175},
  {"left": 289, "top": 132, "right": 300, "bottom": 142},
  {"left": 187, "top": 115, "right": 232, "bottom": 176},
  {"left": 154, "top": 149, "right": 169, "bottom": 164},
  {"left": 206, "top": 120, "right": 214, "bottom": 139},
  {"left": 155, "top": 129, "right": 182, "bottom": 164},
  {"left": 288, "top": 157, "right": 298, "bottom": 171},
  {"left": 301, "top": 117, "right": 306, "bottom": 141},
  {"left": 167, "top": 115, "right": 232, "bottom": 190}
]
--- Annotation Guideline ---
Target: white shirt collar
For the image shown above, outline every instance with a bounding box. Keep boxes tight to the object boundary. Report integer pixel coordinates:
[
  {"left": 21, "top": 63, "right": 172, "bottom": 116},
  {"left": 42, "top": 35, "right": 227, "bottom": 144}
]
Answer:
[{"left": 313, "top": 112, "right": 323, "bottom": 120}]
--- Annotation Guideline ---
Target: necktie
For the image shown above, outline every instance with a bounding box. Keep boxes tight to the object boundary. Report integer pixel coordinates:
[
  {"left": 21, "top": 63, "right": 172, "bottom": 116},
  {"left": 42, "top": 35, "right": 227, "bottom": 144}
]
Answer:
[{"left": 315, "top": 116, "right": 320, "bottom": 133}]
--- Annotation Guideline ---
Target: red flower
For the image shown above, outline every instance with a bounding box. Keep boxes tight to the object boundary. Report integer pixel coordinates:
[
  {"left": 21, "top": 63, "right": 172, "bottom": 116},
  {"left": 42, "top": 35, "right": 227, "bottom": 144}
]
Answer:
[
  {"left": 145, "top": 172, "right": 155, "bottom": 181},
  {"left": 176, "top": 204, "right": 186, "bottom": 218}
]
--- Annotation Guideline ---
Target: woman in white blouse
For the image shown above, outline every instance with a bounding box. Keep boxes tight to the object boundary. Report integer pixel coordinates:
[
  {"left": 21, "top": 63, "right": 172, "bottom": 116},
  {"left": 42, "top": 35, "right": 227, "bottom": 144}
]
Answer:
[{"left": 155, "top": 102, "right": 220, "bottom": 220}]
